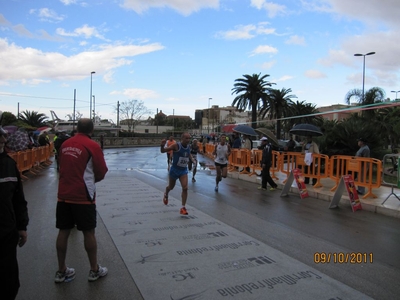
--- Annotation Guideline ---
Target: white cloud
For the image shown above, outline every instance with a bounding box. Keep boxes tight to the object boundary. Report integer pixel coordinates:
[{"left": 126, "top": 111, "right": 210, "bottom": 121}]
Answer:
[
  {"left": 120, "top": 0, "right": 219, "bottom": 16},
  {"left": 60, "top": 0, "right": 77, "bottom": 5},
  {"left": 275, "top": 75, "right": 293, "bottom": 82},
  {"left": 304, "top": 70, "right": 327, "bottom": 79},
  {"left": 285, "top": 35, "right": 306, "bottom": 46},
  {"left": 216, "top": 23, "right": 276, "bottom": 40},
  {"left": 12, "top": 24, "right": 34, "bottom": 38},
  {"left": 56, "top": 24, "right": 108, "bottom": 41},
  {"left": 0, "top": 38, "right": 164, "bottom": 83},
  {"left": 29, "top": 8, "right": 65, "bottom": 22},
  {"left": 328, "top": 0, "right": 400, "bottom": 29},
  {"left": 215, "top": 24, "right": 256, "bottom": 40},
  {"left": 260, "top": 60, "right": 276, "bottom": 69},
  {"left": 250, "top": 0, "right": 287, "bottom": 18},
  {"left": 110, "top": 88, "right": 159, "bottom": 99},
  {"left": 0, "top": 14, "right": 11, "bottom": 26},
  {"left": 250, "top": 45, "right": 278, "bottom": 56}
]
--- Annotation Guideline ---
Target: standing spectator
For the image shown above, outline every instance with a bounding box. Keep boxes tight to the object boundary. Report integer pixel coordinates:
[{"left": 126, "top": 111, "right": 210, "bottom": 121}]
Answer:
[
  {"left": 258, "top": 137, "right": 278, "bottom": 191},
  {"left": 55, "top": 119, "right": 108, "bottom": 283},
  {"left": 213, "top": 134, "right": 231, "bottom": 192},
  {"left": 302, "top": 136, "right": 319, "bottom": 185},
  {"left": 241, "top": 135, "right": 252, "bottom": 172},
  {"left": 0, "top": 116, "right": 29, "bottom": 300},
  {"left": 160, "top": 132, "right": 194, "bottom": 215},
  {"left": 54, "top": 131, "right": 70, "bottom": 172},
  {"left": 241, "top": 135, "right": 252, "bottom": 150},
  {"left": 232, "top": 132, "right": 241, "bottom": 149},
  {"left": 355, "top": 137, "right": 370, "bottom": 195},
  {"left": 287, "top": 135, "right": 296, "bottom": 152},
  {"left": 100, "top": 134, "right": 104, "bottom": 150},
  {"left": 38, "top": 131, "right": 50, "bottom": 146},
  {"left": 165, "top": 136, "right": 176, "bottom": 171}
]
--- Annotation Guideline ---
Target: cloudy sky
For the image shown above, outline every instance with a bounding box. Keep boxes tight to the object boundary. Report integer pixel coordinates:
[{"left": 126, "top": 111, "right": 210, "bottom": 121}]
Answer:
[{"left": 0, "top": 0, "right": 399, "bottom": 123}]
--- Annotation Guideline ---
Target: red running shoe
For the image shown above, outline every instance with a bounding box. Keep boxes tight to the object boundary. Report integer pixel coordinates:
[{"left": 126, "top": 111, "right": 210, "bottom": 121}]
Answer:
[
  {"left": 180, "top": 207, "right": 188, "bottom": 215},
  {"left": 163, "top": 193, "right": 168, "bottom": 205}
]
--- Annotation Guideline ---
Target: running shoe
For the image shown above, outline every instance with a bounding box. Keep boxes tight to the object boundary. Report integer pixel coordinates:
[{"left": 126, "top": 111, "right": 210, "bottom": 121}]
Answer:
[
  {"left": 88, "top": 265, "right": 108, "bottom": 282},
  {"left": 257, "top": 186, "right": 266, "bottom": 190},
  {"left": 192, "top": 178, "right": 196, "bottom": 182},
  {"left": 270, "top": 187, "right": 276, "bottom": 191},
  {"left": 163, "top": 193, "right": 168, "bottom": 205},
  {"left": 215, "top": 186, "right": 218, "bottom": 192},
  {"left": 55, "top": 267, "right": 76, "bottom": 283},
  {"left": 180, "top": 207, "right": 188, "bottom": 215}
]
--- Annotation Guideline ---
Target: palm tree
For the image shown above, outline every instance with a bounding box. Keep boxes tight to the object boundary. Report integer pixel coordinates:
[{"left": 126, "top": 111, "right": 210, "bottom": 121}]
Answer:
[
  {"left": 286, "top": 100, "right": 322, "bottom": 130},
  {"left": 231, "top": 73, "right": 275, "bottom": 129},
  {"left": 345, "top": 87, "right": 385, "bottom": 118},
  {"left": 376, "top": 106, "right": 400, "bottom": 149},
  {"left": 18, "top": 110, "right": 49, "bottom": 127},
  {"left": 259, "top": 88, "right": 295, "bottom": 139}
]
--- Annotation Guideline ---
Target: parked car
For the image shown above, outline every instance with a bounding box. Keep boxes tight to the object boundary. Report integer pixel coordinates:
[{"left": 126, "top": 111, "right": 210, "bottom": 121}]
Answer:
[{"left": 276, "top": 139, "right": 302, "bottom": 152}]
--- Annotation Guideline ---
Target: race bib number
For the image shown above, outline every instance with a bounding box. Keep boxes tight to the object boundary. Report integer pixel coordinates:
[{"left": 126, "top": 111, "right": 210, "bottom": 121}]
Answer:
[{"left": 177, "top": 156, "right": 189, "bottom": 167}]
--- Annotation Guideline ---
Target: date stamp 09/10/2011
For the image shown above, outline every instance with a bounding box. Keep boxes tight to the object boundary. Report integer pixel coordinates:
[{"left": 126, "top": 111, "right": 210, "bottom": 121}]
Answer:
[{"left": 314, "top": 252, "right": 373, "bottom": 264}]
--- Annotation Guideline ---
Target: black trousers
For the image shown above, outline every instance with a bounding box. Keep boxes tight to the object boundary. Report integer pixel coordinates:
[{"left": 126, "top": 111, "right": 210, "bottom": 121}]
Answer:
[
  {"left": 0, "top": 230, "right": 20, "bottom": 300},
  {"left": 261, "top": 165, "right": 277, "bottom": 188},
  {"left": 304, "top": 163, "right": 317, "bottom": 185}
]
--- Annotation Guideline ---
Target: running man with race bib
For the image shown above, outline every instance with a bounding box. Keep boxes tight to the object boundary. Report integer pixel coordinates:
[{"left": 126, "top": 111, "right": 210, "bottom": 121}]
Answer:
[
  {"left": 160, "top": 132, "right": 195, "bottom": 215},
  {"left": 213, "top": 134, "right": 231, "bottom": 192}
]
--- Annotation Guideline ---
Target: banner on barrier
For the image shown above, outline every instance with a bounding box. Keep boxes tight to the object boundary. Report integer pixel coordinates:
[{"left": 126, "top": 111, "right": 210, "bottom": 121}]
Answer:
[
  {"left": 329, "top": 174, "right": 362, "bottom": 212},
  {"left": 343, "top": 175, "right": 362, "bottom": 212}
]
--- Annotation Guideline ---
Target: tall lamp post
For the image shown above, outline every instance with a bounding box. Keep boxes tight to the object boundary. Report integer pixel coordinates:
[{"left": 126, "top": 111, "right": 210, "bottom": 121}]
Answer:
[
  {"left": 391, "top": 90, "right": 400, "bottom": 101},
  {"left": 92, "top": 95, "right": 95, "bottom": 121},
  {"left": 208, "top": 98, "right": 212, "bottom": 134},
  {"left": 354, "top": 52, "right": 375, "bottom": 102},
  {"left": 89, "top": 71, "right": 95, "bottom": 119}
]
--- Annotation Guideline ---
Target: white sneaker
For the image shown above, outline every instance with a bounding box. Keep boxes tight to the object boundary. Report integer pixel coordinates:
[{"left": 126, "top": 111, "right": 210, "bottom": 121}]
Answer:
[
  {"left": 88, "top": 265, "right": 108, "bottom": 282},
  {"left": 55, "top": 267, "right": 75, "bottom": 283}
]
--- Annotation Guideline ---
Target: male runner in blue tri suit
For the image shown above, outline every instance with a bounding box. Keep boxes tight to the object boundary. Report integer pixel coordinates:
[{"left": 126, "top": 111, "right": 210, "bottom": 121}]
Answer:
[{"left": 160, "top": 132, "right": 194, "bottom": 215}]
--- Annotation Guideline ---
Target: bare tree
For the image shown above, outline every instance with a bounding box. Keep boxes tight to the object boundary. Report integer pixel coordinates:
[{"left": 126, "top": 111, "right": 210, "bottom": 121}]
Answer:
[{"left": 117, "top": 100, "right": 152, "bottom": 132}]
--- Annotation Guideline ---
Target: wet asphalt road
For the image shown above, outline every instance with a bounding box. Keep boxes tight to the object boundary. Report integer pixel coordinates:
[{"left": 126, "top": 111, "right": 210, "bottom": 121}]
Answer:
[{"left": 16, "top": 146, "right": 400, "bottom": 300}]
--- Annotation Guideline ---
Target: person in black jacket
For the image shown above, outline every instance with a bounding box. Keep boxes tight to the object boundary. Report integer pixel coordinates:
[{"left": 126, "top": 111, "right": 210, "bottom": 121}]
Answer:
[
  {"left": 258, "top": 137, "right": 278, "bottom": 191},
  {"left": 54, "top": 131, "right": 70, "bottom": 171},
  {"left": 0, "top": 113, "right": 29, "bottom": 300}
]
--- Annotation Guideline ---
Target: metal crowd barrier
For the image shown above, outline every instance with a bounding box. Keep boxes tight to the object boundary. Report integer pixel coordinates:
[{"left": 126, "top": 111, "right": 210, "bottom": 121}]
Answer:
[
  {"left": 329, "top": 155, "right": 382, "bottom": 199},
  {"left": 223, "top": 148, "right": 382, "bottom": 199}
]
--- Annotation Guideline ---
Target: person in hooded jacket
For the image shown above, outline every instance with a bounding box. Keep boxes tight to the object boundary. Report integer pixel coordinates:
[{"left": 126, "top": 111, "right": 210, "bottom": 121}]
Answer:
[{"left": 0, "top": 112, "right": 29, "bottom": 300}]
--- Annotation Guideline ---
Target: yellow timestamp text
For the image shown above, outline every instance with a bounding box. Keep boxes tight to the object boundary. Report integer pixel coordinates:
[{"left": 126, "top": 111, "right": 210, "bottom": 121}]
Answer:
[{"left": 314, "top": 252, "right": 373, "bottom": 264}]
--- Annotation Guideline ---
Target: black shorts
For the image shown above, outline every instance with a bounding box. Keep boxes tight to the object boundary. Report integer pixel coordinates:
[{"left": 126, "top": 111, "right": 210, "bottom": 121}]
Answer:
[
  {"left": 215, "top": 162, "right": 228, "bottom": 169},
  {"left": 56, "top": 202, "right": 97, "bottom": 231}
]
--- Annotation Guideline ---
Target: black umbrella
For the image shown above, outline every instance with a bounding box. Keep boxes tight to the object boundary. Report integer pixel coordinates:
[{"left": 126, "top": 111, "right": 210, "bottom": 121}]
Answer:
[
  {"left": 290, "top": 124, "right": 323, "bottom": 136},
  {"left": 233, "top": 124, "right": 258, "bottom": 136}
]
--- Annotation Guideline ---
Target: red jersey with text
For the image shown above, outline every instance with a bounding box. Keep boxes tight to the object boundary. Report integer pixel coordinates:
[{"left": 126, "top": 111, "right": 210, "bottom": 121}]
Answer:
[{"left": 57, "top": 133, "right": 108, "bottom": 204}]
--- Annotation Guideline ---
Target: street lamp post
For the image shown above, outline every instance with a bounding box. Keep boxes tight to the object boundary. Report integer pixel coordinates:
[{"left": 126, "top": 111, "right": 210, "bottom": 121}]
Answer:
[
  {"left": 208, "top": 98, "right": 212, "bottom": 134},
  {"left": 391, "top": 90, "right": 400, "bottom": 101},
  {"left": 92, "top": 95, "right": 95, "bottom": 121},
  {"left": 90, "top": 71, "right": 95, "bottom": 119},
  {"left": 354, "top": 52, "right": 375, "bottom": 103}
]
